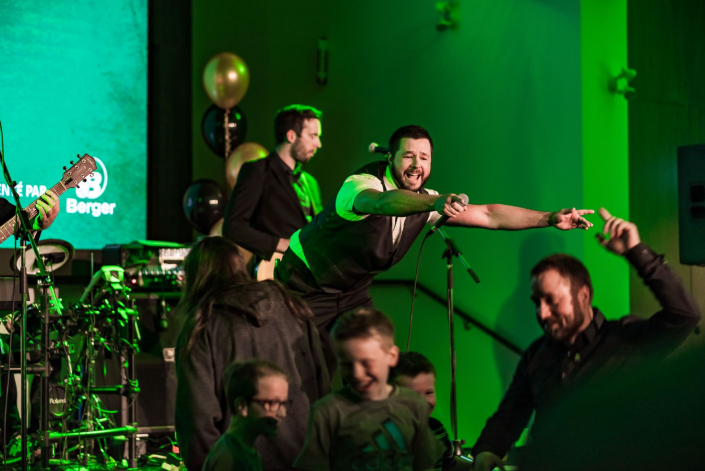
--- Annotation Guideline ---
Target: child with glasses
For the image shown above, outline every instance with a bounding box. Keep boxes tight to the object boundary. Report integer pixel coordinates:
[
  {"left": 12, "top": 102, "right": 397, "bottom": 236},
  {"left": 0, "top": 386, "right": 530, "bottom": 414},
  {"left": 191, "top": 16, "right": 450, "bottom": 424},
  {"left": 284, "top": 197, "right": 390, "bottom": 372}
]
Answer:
[
  {"left": 175, "top": 237, "right": 330, "bottom": 471},
  {"left": 294, "top": 308, "right": 444, "bottom": 471},
  {"left": 203, "top": 359, "right": 290, "bottom": 471}
]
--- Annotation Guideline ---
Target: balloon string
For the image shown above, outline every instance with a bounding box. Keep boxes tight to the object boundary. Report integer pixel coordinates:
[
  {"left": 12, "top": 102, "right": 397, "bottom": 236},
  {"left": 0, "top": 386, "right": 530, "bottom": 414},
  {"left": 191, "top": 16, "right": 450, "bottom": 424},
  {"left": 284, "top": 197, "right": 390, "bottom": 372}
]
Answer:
[{"left": 224, "top": 109, "right": 231, "bottom": 158}]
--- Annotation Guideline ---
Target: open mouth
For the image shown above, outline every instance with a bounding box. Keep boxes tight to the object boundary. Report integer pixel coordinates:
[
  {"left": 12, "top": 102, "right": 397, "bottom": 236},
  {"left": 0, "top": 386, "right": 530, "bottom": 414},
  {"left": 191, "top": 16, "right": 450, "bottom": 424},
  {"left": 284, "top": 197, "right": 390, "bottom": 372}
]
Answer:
[{"left": 404, "top": 171, "right": 422, "bottom": 184}]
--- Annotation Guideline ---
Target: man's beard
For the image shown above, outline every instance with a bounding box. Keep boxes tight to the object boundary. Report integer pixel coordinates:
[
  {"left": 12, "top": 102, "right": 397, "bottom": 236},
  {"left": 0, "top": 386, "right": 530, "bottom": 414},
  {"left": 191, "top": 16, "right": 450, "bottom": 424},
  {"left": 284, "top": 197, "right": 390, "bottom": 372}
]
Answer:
[
  {"left": 291, "top": 139, "right": 312, "bottom": 164},
  {"left": 390, "top": 162, "right": 430, "bottom": 191},
  {"left": 544, "top": 305, "right": 587, "bottom": 344}
]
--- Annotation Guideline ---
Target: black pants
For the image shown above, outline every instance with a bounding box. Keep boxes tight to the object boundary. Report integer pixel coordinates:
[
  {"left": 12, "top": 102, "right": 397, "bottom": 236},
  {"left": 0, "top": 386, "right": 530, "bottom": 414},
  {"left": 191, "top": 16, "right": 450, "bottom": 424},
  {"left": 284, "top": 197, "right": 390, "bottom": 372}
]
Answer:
[{"left": 275, "top": 255, "right": 374, "bottom": 376}]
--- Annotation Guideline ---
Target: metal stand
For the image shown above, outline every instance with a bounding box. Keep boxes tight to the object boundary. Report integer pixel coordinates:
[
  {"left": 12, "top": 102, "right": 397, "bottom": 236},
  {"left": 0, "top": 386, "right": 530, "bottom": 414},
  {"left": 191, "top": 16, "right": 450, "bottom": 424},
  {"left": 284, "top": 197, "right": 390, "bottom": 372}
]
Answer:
[
  {"left": 68, "top": 267, "right": 139, "bottom": 468},
  {"left": 39, "top": 280, "right": 50, "bottom": 470},
  {"left": 437, "top": 228, "right": 479, "bottom": 456},
  {"left": 19, "top": 239, "right": 28, "bottom": 471},
  {"left": 0, "top": 148, "right": 63, "bottom": 471}
]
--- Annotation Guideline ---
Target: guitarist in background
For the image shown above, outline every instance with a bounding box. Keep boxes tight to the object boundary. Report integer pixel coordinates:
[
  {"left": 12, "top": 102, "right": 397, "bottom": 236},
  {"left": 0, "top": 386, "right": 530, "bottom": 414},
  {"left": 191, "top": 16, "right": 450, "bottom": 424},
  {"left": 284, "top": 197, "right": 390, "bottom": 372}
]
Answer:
[
  {"left": 223, "top": 105, "right": 323, "bottom": 278},
  {"left": 0, "top": 190, "right": 60, "bottom": 235}
]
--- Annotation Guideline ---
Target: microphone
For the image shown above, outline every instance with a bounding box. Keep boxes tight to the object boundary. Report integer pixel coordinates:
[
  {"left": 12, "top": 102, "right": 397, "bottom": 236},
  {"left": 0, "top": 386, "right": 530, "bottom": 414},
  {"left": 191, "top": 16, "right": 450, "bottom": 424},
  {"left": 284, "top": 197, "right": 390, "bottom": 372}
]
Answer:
[
  {"left": 368, "top": 142, "right": 390, "bottom": 154},
  {"left": 426, "top": 193, "right": 469, "bottom": 237}
]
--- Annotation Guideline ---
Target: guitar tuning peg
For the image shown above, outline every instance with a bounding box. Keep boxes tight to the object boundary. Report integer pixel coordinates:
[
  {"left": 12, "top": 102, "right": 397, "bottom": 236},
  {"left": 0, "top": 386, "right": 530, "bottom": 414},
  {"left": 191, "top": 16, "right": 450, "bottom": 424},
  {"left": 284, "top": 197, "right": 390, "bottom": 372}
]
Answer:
[
  {"left": 70, "top": 160, "right": 74, "bottom": 164},
  {"left": 76, "top": 154, "right": 80, "bottom": 158},
  {"left": 63, "top": 166, "right": 67, "bottom": 171},
  {"left": 76, "top": 185, "right": 80, "bottom": 189},
  {"left": 83, "top": 179, "right": 87, "bottom": 182}
]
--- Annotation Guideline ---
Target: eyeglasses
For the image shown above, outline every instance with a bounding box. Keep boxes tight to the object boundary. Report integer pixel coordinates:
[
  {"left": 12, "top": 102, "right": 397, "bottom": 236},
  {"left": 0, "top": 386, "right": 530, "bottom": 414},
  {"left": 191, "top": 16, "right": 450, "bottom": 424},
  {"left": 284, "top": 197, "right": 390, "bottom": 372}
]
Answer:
[{"left": 249, "top": 398, "right": 292, "bottom": 413}]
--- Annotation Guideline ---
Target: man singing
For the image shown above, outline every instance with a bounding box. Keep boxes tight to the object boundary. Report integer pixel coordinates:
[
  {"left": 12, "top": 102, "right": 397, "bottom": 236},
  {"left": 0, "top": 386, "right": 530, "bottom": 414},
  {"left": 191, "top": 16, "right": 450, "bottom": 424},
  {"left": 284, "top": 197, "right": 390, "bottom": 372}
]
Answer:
[
  {"left": 223, "top": 104, "right": 323, "bottom": 272},
  {"left": 276, "top": 124, "right": 593, "bottom": 373}
]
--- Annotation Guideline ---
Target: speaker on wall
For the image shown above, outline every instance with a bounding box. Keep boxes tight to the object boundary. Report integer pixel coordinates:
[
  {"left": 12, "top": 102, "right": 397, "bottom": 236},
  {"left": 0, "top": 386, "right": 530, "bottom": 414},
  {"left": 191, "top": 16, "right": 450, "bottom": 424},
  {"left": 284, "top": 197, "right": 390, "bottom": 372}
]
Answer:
[{"left": 678, "top": 144, "right": 705, "bottom": 266}]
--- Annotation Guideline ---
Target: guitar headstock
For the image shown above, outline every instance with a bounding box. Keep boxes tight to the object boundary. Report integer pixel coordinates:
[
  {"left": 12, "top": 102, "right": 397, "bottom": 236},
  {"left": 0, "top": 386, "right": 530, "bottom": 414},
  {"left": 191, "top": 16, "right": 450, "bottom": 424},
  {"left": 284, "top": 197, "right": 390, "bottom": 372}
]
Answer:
[{"left": 62, "top": 154, "right": 98, "bottom": 189}]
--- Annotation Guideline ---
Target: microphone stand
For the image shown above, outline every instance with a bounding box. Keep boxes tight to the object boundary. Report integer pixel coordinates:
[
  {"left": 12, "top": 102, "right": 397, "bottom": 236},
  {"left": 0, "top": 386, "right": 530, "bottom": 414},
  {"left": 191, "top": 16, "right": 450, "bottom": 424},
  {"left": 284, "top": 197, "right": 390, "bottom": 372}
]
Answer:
[
  {"left": 437, "top": 227, "right": 479, "bottom": 457},
  {"left": 0, "top": 148, "right": 62, "bottom": 471}
]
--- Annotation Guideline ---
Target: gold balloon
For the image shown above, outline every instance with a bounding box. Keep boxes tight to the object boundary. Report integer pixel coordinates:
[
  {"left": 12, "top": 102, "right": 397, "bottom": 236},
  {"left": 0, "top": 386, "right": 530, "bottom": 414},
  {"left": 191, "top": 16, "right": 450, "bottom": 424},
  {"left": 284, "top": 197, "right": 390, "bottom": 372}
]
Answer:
[
  {"left": 208, "top": 217, "right": 224, "bottom": 236},
  {"left": 207, "top": 218, "right": 254, "bottom": 265},
  {"left": 203, "top": 53, "right": 250, "bottom": 109},
  {"left": 225, "top": 142, "right": 268, "bottom": 188}
]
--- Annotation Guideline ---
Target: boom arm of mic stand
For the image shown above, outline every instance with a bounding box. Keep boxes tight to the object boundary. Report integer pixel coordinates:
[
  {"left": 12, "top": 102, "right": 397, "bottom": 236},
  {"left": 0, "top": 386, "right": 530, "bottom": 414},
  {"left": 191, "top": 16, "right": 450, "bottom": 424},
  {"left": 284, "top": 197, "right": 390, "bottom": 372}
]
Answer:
[{"left": 437, "top": 228, "right": 480, "bottom": 283}]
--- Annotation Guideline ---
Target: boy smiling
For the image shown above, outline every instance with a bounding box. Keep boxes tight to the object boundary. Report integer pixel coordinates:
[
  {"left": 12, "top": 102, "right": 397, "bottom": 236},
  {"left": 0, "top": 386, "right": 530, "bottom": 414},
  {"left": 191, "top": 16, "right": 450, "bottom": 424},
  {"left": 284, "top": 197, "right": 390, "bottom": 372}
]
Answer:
[{"left": 294, "top": 308, "right": 443, "bottom": 471}]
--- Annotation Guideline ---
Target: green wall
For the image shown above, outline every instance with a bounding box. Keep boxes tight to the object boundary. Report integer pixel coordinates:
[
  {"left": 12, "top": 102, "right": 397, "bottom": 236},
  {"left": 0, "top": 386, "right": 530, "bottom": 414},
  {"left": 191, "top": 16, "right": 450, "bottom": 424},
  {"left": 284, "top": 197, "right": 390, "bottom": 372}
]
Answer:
[
  {"left": 628, "top": 0, "right": 705, "bottom": 333},
  {"left": 581, "top": 0, "right": 630, "bottom": 317},
  {"left": 191, "top": 0, "right": 629, "bottom": 447}
]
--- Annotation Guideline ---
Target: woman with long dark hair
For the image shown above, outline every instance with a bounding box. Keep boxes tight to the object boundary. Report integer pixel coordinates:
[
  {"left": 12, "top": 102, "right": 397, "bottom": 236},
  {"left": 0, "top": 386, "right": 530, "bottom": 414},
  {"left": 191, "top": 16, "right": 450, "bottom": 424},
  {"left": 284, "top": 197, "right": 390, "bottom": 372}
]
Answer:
[{"left": 175, "top": 237, "right": 330, "bottom": 471}]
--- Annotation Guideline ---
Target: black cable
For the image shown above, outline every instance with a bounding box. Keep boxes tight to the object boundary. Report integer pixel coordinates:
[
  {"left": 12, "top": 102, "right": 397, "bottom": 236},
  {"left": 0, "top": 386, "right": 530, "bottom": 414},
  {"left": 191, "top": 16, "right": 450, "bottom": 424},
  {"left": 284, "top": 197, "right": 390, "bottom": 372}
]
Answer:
[
  {"left": 406, "top": 233, "right": 432, "bottom": 352},
  {"left": 2, "top": 276, "right": 15, "bottom": 471},
  {"left": 1, "top": 120, "right": 16, "bottom": 470}
]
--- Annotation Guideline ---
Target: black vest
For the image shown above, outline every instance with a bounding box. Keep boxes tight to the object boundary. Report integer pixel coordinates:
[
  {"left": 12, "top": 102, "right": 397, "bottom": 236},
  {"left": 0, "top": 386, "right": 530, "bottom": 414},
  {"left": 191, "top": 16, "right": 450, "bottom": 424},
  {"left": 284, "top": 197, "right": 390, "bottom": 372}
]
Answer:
[{"left": 297, "top": 161, "right": 430, "bottom": 293}]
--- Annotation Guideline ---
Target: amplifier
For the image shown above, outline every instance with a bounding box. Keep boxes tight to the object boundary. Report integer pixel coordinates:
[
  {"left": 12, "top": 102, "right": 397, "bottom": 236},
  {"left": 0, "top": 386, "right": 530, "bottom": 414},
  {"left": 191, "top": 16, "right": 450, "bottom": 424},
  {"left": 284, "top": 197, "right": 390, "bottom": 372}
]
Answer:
[{"left": 102, "top": 241, "right": 191, "bottom": 291}]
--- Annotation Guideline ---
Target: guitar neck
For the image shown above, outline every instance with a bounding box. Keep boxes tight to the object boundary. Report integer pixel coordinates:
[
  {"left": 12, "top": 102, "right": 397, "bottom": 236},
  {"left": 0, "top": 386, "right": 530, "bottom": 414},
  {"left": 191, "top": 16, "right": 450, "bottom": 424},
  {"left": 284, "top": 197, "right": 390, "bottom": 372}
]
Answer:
[{"left": 0, "top": 181, "right": 66, "bottom": 243}]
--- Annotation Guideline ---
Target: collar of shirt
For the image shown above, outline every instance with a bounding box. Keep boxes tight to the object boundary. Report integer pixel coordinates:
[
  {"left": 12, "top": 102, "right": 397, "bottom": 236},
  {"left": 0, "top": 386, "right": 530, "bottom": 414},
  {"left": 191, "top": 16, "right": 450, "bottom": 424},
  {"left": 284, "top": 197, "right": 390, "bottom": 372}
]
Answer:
[
  {"left": 272, "top": 152, "right": 302, "bottom": 182},
  {"left": 571, "top": 309, "right": 606, "bottom": 351}
]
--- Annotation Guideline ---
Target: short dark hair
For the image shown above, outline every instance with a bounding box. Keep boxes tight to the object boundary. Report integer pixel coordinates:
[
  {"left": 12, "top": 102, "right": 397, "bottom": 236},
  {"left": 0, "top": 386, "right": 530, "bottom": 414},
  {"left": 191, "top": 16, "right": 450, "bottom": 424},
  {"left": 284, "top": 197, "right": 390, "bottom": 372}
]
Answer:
[
  {"left": 388, "top": 125, "right": 434, "bottom": 156},
  {"left": 530, "top": 254, "right": 593, "bottom": 301},
  {"left": 331, "top": 308, "right": 395, "bottom": 346},
  {"left": 274, "top": 104, "right": 322, "bottom": 145},
  {"left": 223, "top": 359, "right": 288, "bottom": 413},
  {"left": 389, "top": 351, "right": 436, "bottom": 382}
]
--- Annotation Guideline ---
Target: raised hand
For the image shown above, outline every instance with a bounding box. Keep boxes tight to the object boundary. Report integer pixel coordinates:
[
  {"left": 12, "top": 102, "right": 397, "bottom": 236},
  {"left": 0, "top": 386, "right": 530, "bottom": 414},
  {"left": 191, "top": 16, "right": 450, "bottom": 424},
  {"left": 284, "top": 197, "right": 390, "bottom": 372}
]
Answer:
[
  {"left": 549, "top": 208, "right": 594, "bottom": 230},
  {"left": 434, "top": 193, "right": 467, "bottom": 218},
  {"left": 595, "top": 207, "right": 640, "bottom": 255}
]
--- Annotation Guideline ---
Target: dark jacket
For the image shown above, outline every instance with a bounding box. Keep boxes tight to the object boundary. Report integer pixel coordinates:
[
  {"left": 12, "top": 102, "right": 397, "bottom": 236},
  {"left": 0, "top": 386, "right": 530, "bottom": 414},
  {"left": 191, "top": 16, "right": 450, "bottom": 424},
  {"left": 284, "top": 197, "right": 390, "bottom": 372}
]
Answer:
[
  {"left": 472, "top": 243, "right": 702, "bottom": 459},
  {"left": 223, "top": 153, "right": 321, "bottom": 260},
  {"left": 0, "top": 199, "right": 14, "bottom": 225},
  {"left": 175, "top": 281, "right": 331, "bottom": 471}
]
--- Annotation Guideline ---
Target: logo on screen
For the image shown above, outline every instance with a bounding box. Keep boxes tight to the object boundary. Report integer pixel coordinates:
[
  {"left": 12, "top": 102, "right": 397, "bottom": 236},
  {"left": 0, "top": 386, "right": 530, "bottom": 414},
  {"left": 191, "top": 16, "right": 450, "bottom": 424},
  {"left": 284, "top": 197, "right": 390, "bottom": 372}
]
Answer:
[
  {"left": 66, "top": 156, "right": 116, "bottom": 217},
  {"left": 76, "top": 157, "right": 108, "bottom": 199}
]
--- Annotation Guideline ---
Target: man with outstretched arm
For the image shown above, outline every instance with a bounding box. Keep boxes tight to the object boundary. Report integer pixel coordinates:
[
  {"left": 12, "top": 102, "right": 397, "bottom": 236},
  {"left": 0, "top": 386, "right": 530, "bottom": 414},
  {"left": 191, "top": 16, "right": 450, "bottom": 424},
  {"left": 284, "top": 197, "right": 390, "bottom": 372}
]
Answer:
[
  {"left": 275, "top": 124, "right": 594, "bottom": 374},
  {"left": 471, "top": 208, "right": 702, "bottom": 471}
]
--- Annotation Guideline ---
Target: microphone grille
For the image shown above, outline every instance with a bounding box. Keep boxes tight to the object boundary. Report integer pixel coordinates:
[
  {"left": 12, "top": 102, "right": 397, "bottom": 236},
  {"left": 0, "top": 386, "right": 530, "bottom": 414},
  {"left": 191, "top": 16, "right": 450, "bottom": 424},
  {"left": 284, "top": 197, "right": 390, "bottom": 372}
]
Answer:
[
  {"left": 368, "top": 142, "right": 378, "bottom": 154},
  {"left": 458, "top": 193, "right": 469, "bottom": 205}
]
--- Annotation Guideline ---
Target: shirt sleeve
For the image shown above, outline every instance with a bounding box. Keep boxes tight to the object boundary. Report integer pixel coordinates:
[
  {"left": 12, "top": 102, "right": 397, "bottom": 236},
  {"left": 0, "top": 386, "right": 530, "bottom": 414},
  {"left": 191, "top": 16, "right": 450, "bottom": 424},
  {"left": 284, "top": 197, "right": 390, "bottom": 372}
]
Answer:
[
  {"left": 335, "top": 174, "right": 384, "bottom": 221},
  {"left": 0, "top": 198, "right": 15, "bottom": 225},
  {"left": 294, "top": 401, "right": 334, "bottom": 471},
  {"left": 471, "top": 352, "right": 535, "bottom": 459},
  {"left": 622, "top": 243, "right": 702, "bottom": 354},
  {"left": 412, "top": 400, "right": 446, "bottom": 471},
  {"left": 429, "top": 418, "right": 455, "bottom": 470},
  {"left": 424, "top": 188, "right": 442, "bottom": 225}
]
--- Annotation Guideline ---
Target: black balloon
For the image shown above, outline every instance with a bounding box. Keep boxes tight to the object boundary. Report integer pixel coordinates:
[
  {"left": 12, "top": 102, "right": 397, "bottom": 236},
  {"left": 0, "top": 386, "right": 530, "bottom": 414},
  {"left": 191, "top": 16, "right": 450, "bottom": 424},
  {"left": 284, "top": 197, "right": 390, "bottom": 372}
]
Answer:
[
  {"left": 201, "top": 105, "right": 248, "bottom": 157},
  {"left": 182, "top": 179, "right": 229, "bottom": 234}
]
